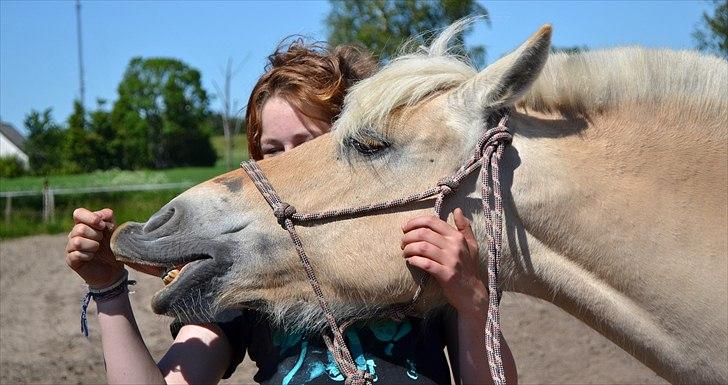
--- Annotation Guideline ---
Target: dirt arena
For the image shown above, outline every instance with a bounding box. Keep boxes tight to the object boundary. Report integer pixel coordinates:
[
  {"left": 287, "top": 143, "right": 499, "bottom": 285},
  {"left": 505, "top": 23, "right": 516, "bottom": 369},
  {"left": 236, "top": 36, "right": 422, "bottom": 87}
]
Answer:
[{"left": 0, "top": 234, "right": 666, "bottom": 384}]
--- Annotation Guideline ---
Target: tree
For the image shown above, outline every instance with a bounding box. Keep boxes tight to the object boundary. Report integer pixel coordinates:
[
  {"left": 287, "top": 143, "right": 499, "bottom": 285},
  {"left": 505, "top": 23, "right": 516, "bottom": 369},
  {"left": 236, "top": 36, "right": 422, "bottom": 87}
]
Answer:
[
  {"left": 111, "top": 57, "right": 216, "bottom": 169},
  {"left": 326, "top": 0, "right": 489, "bottom": 66},
  {"left": 23, "top": 109, "right": 66, "bottom": 175},
  {"left": 63, "top": 100, "right": 94, "bottom": 173},
  {"left": 693, "top": 0, "right": 728, "bottom": 58},
  {"left": 0, "top": 156, "right": 26, "bottom": 178},
  {"left": 213, "top": 58, "right": 246, "bottom": 170},
  {"left": 87, "top": 99, "right": 117, "bottom": 171},
  {"left": 63, "top": 99, "right": 118, "bottom": 172}
]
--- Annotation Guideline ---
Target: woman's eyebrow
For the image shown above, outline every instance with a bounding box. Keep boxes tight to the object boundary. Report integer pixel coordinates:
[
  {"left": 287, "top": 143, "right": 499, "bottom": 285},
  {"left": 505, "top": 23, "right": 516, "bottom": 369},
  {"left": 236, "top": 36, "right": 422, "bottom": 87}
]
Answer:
[
  {"left": 261, "top": 138, "right": 282, "bottom": 146},
  {"left": 290, "top": 132, "right": 313, "bottom": 143}
]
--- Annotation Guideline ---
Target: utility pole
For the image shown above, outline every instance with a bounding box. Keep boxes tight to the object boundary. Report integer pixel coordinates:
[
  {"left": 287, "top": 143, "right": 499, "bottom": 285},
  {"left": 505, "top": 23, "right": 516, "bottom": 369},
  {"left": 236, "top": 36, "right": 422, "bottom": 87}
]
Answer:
[{"left": 75, "top": 0, "right": 85, "bottom": 109}]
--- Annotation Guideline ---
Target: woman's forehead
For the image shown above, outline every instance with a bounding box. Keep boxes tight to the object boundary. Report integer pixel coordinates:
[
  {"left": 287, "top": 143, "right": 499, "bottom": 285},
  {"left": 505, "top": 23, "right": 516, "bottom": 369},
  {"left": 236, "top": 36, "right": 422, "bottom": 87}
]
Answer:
[{"left": 261, "top": 97, "right": 330, "bottom": 143}]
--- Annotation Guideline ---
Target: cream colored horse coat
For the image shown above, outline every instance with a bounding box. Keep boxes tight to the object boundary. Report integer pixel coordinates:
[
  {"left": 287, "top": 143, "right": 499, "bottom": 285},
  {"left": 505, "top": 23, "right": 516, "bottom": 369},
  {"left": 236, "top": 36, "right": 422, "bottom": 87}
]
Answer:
[{"left": 112, "top": 22, "right": 728, "bottom": 384}]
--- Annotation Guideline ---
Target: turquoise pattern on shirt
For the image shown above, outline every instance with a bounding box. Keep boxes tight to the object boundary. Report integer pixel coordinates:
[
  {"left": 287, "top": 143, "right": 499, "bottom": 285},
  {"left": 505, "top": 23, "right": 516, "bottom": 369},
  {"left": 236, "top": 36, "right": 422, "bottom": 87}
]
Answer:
[{"left": 273, "top": 319, "right": 419, "bottom": 385}]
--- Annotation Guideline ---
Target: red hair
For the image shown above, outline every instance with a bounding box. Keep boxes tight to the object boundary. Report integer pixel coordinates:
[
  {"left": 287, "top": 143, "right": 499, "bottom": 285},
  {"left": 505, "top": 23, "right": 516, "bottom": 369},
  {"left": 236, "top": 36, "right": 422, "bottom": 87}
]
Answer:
[{"left": 246, "top": 39, "right": 377, "bottom": 160}]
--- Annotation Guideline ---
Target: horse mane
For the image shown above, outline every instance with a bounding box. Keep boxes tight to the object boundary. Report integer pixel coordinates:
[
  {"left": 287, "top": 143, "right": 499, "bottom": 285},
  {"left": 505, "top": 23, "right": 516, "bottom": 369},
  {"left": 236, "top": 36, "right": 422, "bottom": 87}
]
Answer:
[
  {"left": 519, "top": 47, "right": 728, "bottom": 117},
  {"left": 334, "top": 19, "right": 728, "bottom": 145}
]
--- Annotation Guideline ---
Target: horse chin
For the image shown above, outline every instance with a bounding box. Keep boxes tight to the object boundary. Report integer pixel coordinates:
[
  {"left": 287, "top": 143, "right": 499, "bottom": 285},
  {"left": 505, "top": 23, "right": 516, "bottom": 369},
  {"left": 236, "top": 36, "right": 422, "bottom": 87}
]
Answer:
[
  {"left": 150, "top": 258, "right": 218, "bottom": 316},
  {"left": 110, "top": 221, "right": 233, "bottom": 319}
]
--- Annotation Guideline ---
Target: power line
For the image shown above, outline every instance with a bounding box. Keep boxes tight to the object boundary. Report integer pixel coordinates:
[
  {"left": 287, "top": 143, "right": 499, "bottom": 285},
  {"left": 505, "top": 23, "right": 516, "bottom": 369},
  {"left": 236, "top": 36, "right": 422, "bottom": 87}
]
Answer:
[{"left": 75, "top": 0, "right": 85, "bottom": 109}]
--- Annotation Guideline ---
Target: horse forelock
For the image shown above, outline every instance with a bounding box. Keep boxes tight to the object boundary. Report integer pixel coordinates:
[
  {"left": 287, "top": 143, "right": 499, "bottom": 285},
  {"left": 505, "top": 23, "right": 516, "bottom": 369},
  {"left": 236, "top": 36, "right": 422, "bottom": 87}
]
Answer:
[
  {"left": 518, "top": 47, "right": 728, "bottom": 119},
  {"left": 333, "top": 20, "right": 477, "bottom": 149}
]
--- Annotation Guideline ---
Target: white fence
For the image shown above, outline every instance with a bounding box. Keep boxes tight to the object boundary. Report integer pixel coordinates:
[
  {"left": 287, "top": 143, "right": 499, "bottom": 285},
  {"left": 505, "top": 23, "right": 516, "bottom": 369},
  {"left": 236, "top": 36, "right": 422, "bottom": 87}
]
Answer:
[{"left": 1, "top": 182, "right": 193, "bottom": 223}]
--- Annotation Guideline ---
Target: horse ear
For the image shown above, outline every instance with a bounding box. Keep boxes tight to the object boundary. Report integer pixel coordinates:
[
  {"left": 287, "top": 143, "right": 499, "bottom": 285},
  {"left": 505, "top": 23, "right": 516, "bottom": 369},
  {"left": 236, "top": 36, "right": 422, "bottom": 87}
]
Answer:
[{"left": 456, "top": 24, "right": 552, "bottom": 111}]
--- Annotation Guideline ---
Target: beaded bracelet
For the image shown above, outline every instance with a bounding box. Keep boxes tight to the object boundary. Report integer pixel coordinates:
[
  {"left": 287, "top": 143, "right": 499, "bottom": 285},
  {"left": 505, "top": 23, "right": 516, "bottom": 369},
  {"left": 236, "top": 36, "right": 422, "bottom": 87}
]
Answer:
[{"left": 80, "top": 269, "right": 136, "bottom": 337}]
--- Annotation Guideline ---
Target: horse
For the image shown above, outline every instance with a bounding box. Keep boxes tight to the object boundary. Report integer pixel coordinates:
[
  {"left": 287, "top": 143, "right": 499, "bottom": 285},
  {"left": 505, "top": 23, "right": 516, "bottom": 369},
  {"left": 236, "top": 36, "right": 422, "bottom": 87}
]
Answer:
[{"left": 111, "top": 20, "right": 728, "bottom": 383}]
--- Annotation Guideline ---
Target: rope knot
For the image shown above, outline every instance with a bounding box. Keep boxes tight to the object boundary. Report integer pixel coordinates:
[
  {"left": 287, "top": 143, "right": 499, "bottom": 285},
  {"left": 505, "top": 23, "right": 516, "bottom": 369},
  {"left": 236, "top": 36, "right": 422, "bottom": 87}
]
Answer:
[
  {"left": 345, "top": 370, "right": 374, "bottom": 385},
  {"left": 437, "top": 178, "right": 459, "bottom": 195},
  {"left": 273, "top": 202, "right": 296, "bottom": 226}
]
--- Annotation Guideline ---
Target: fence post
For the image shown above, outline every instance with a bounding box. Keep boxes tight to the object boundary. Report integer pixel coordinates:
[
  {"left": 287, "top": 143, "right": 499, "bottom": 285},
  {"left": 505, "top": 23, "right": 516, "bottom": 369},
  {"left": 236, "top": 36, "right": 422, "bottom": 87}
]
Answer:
[
  {"left": 4, "top": 196, "right": 11, "bottom": 224},
  {"left": 43, "top": 181, "right": 55, "bottom": 223}
]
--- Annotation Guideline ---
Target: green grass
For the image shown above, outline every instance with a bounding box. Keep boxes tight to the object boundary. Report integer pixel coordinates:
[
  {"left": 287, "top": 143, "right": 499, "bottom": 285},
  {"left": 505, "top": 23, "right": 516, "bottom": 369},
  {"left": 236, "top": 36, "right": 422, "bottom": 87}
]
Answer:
[
  {"left": 211, "top": 134, "right": 248, "bottom": 168},
  {"left": 0, "top": 134, "right": 249, "bottom": 238},
  {"left": 0, "top": 135, "right": 248, "bottom": 193},
  {"left": 0, "top": 189, "right": 184, "bottom": 239},
  {"left": 0, "top": 166, "right": 229, "bottom": 192}
]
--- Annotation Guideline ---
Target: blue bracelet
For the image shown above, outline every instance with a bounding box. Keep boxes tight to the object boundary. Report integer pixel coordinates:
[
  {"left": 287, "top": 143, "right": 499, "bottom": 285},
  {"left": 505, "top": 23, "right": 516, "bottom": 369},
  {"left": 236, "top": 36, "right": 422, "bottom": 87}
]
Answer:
[{"left": 80, "top": 270, "right": 136, "bottom": 337}]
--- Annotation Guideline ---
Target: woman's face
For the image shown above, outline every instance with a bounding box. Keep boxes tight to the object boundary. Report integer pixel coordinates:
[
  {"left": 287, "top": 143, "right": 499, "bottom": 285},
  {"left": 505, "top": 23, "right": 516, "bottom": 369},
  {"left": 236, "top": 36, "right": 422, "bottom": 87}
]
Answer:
[{"left": 260, "top": 96, "right": 331, "bottom": 158}]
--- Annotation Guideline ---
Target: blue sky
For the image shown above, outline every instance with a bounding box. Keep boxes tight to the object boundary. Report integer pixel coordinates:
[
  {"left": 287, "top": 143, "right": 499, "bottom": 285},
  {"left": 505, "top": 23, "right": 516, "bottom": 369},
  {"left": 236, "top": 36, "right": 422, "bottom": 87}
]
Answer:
[{"left": 0, "top": 1, "right": 711, "bottom": 135}]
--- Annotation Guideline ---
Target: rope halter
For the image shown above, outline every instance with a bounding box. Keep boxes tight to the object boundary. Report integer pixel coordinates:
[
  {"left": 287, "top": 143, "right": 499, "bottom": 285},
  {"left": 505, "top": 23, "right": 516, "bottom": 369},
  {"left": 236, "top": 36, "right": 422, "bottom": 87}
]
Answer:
[{"left": 241, "top": 115, "right": 512, "bottom": 385}]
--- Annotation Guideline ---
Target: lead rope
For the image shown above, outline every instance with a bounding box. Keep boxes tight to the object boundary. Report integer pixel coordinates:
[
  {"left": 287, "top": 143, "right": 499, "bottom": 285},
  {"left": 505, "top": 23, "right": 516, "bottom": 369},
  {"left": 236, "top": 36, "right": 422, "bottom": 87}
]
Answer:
[{"left": 241, "top": 116, "right": 511, "bottom": 385}]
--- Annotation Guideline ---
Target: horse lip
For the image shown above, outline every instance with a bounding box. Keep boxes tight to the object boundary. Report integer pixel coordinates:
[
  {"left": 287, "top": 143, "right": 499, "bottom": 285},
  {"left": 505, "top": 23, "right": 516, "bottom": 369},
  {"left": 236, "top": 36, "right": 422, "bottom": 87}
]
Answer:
[
  {"left": 110, "top": 221, "right": 214, "bottom": 268},
  {"left": 150, "top": 258, "right": 217, "bottom": 316}
]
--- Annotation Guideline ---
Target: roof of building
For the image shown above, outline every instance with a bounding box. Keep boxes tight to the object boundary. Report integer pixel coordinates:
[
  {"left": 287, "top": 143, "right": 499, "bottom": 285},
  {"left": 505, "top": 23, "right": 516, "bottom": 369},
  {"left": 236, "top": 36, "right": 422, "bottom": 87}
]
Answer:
[{"left": 0, "top": 122, "right": 26, "bottom": 151}]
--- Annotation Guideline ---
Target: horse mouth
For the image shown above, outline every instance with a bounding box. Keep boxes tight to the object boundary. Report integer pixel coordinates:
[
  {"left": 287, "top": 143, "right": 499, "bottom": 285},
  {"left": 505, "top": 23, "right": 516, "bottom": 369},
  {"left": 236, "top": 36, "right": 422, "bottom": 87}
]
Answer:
[
  {"left": 110, "top": 222, "right": 226, "bottom": 316},
  {"left": 158, "top": 254, "right": 213, "bottom": 286}
]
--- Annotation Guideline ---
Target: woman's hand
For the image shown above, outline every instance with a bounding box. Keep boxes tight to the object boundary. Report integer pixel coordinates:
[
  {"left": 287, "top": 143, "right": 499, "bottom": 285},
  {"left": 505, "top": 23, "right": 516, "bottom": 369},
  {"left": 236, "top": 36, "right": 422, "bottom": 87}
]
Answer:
[
  {"left": 65, "top": 207, "right": 124, "bottom": 289},
  {"left": 400, "top": 208, "right": 488, "bottom": 316}
]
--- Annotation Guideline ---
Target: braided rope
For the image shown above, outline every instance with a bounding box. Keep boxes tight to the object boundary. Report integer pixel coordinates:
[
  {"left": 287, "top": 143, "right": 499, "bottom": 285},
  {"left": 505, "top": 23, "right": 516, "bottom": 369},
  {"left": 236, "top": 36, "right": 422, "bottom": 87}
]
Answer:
[{"left": 241, "top": 116, "right": 512, "bottom": 385}]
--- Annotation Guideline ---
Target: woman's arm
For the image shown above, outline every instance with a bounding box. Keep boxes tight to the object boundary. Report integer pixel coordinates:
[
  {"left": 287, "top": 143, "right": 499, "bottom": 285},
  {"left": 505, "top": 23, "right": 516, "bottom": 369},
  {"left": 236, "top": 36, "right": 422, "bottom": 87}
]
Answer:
[
  {"left": 67, "top": 208, "right": 233, "bottom": 384},
  {"left": 401, "top": 209, "right": 517, "bottom": 385},
  {"left": 444, "top": 303, "right": 517, "bottom": 385},
  {"left": 96, "top": 292, "right": 233, "bottom": 384}
]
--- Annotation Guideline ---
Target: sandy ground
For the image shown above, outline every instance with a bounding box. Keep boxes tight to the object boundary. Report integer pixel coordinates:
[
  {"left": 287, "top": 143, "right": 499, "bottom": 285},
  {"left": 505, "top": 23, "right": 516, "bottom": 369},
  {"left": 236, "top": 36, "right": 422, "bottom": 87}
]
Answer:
[{"left": 0, "top": 234, "right": 666, "bottom": 384}]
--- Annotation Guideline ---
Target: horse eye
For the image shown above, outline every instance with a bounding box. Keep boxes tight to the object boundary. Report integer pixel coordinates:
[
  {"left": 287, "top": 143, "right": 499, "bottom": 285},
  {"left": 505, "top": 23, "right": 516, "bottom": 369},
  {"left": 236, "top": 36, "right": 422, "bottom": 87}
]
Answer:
[{"left": 349, "top": 138, "right": 389, "bottom": 156}]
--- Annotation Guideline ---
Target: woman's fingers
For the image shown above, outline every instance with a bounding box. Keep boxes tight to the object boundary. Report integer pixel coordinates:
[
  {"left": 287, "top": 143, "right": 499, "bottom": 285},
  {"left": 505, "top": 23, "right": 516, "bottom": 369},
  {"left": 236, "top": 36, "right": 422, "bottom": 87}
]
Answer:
[
  {"left": 73, "top": 208, "right": 105, "bottom": 230},
  {"left": 65, "top": 250, "right": 96, "bottom": 269},
  {"left": 94, "top": 208, "right": 116, "bottom": 229},
  {"left": 405, "top": 256, "right": 450, "bottom": 281},
  {"left": 401, "top": 227, "right": 448, "bottom": 250},
  {"left": 402, "top": 241, "right": 448, "bottom": 264},
  {"left": 402, "top": 215, "right": 456, "bottom": 236},
  {"left": 66, "top": 236, "right": 100, "bottom": 254},
  {"left": 453, "top": 208, "right": 478, "bottom": 255},
  {"left": 68, "top": 223, "right": 103, "bottom": 241}
]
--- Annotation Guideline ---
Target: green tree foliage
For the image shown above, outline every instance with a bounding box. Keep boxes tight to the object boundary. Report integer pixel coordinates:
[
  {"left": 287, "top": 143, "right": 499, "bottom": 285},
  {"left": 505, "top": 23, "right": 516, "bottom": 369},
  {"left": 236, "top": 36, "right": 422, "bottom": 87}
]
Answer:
[
  {"left": 111, "top": 57, "right": 216, "bottom": 169},
  {"left": 63, "top": 100, "right": 93, "bottom": 173},
  {"left": 88, "top": 99, "right": 117, "bottom": 171},
  {"left": 23, "top": 109, "right": 66, "bottom": 175},
  {"left": 63, "top": 99, "right": 117, "bottom": 173},
  {"left": 694, "top": 0, "right": 728, "bottom": 58},
  {"left": 0, "top": 156, "right": 26, "bottom": 178},
  {"left": 326, "top": 0, "right": 489, "bottom": 66}
]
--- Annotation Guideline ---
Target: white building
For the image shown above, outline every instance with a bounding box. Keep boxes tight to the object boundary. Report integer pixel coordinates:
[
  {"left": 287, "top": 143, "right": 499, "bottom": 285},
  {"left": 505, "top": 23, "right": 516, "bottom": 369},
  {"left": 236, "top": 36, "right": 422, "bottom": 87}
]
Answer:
[{"left": 0, "top": 122, "right": 29, "bottom": 168}]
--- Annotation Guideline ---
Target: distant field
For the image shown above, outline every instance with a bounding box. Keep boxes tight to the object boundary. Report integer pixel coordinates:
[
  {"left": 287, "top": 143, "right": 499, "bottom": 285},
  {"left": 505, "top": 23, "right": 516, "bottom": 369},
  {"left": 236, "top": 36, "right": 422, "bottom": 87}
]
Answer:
[
  {"left": 0, "top": 166, "right": 229, "bottom": 192},
  {"left": 211, "top": 134, "right": 248, "bottom": 168},
  {"left": 0, "top": 135, "right": 248, "bottom": 193},
  {"left": 0, "top": 135, "right": 248, "bottom": 238}
]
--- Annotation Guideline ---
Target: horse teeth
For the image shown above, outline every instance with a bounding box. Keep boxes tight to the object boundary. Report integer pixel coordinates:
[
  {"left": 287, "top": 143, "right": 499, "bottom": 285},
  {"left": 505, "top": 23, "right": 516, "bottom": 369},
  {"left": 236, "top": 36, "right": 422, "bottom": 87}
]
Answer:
[{"left": 163, "top": 269, "right": 180, "bottom": 286}]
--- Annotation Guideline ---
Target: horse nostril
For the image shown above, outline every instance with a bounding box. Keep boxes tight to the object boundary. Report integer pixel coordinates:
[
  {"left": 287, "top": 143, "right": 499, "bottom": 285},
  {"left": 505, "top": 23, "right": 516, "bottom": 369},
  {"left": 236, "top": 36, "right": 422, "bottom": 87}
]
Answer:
[{"left": 143, "top": 206, "right": 176, "bottom": 233}]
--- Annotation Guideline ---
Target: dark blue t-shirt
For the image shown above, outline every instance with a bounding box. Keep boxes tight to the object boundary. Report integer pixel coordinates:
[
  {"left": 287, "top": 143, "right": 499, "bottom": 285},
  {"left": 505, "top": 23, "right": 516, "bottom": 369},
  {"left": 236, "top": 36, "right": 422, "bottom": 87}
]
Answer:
[{"left": 173, "top": 309, "right": 452, "bottom": 385}]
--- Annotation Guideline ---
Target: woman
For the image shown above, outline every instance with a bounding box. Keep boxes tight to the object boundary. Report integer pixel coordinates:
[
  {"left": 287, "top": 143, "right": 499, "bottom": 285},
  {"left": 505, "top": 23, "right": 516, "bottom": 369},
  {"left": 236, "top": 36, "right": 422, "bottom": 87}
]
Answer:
[{"left": 66, "top": 40, "right": 516, "bottom": 384}]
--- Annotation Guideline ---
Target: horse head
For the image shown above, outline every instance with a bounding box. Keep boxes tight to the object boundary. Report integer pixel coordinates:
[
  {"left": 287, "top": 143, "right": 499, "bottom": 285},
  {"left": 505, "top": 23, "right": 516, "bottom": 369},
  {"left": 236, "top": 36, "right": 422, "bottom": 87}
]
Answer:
[{"left": 110, "top": 21, "right": 552, "bottom": 329}]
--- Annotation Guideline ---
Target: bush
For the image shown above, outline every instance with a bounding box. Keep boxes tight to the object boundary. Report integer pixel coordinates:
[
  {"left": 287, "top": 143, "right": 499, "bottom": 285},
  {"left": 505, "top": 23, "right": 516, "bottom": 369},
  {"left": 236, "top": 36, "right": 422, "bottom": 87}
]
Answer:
[{"left": 0, "top": 156, "right": 26, "bottom": 178}]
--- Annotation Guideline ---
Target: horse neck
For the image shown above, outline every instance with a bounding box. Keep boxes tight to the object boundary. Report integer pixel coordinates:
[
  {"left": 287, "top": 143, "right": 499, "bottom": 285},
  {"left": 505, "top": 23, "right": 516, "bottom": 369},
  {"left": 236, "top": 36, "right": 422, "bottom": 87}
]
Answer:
[{"left": 492, "top": 107, "right": 727, "bottom": 383}]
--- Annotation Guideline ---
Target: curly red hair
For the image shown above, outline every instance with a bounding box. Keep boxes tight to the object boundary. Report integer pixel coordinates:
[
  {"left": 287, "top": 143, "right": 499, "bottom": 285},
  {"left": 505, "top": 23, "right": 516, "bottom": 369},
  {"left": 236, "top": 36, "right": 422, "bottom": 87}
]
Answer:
[{"left": 245, "top": 39, "right": 377, "bottom": 160}]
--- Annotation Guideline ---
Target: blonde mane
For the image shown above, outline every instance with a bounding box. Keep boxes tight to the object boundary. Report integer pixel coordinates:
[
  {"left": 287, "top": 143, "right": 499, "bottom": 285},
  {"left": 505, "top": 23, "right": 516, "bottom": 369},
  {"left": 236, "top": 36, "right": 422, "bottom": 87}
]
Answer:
[
  {"left": 334, "top": 19, "right": 477, "bottom": 144},
  {"left": 334, "top": 19, "right": 728, "bottom": 144},
  {"left": 519, "top": 47, "right": 728, "bottom": 117}
]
